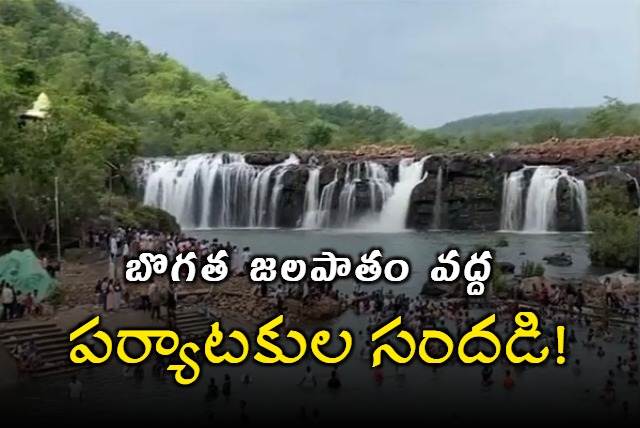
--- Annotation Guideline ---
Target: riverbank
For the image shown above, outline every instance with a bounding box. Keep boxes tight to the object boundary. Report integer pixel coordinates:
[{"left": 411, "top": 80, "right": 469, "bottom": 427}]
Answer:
[{"left": 56, "top": 248, "right": 343, "bottom": 323}]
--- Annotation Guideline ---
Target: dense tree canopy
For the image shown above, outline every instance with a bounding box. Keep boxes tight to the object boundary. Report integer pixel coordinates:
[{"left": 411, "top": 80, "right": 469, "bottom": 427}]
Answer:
[{"left": 0, "top": 0, "right": 638, "bottom": 254}]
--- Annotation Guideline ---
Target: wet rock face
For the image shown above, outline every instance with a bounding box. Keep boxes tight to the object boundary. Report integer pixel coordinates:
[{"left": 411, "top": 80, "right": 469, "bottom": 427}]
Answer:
[
  {"left": 407, "top": 155, "right": 504, "bottom": 231},
  {"left": 555, "top": 177, "right": 583, "bottom": 232},
  {"left": 278, "top": 167, "right": 308, "bottom": 228},
  {"left": 268, "top": 150, "right": 637, "bottom": 232}
]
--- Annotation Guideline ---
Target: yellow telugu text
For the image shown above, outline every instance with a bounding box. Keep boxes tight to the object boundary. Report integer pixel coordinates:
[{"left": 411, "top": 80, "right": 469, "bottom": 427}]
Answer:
[{"left": 69, "top": 311, "right": 565, "bottom": 386}]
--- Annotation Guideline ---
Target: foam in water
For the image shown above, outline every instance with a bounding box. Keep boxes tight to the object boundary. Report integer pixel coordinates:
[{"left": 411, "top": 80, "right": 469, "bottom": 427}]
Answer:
[
  {"left": 500, "top": 166, "right": 588, "bottom": 232},
  {"left": 140, "top": 153, "right": 298, "bottom": 228}
]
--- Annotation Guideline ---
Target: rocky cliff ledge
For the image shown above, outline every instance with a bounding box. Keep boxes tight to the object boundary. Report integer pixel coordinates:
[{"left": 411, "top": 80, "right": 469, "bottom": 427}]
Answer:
[{"left": 236, "top": 137, "right": 640, "bottom": 231}]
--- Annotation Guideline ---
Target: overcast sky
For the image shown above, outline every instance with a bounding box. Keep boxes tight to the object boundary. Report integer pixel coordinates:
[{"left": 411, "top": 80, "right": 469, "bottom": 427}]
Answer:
[{"left": 69, "top": 0, "right": 639, "bottom": 128}]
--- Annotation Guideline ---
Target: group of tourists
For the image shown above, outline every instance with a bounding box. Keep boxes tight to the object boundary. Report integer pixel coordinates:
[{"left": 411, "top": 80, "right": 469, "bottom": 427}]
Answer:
[
  {"left": 1, "top": 281, "right": 42, "bottom": 321},
  {"left": 90, "top": 226, "right": 253, "bottom": 278},
  {"left": 346, "top": 284, "right": 638, "bottom": 414},
  {"left": 10, "top": 339, "right": 41, "bottom": 372}
]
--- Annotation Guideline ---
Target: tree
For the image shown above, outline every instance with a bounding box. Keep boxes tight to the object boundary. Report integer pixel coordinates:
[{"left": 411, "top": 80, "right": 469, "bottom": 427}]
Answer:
[
  {"left": 580, "top": 97, "right": 640, "bottom": 137},
  {"left": 306, "top": 119, "right": 336, "bottom": 149},
  {"left": 588, "top": 185, "right": 639, "bottom": 271}
]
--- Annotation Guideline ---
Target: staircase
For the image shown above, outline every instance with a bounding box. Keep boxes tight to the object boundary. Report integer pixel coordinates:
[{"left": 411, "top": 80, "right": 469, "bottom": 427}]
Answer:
[
  {"left": 0, "top": 321, "right": 79, "bottom": 378},
  {"left": 174, "top": 311, "right": 214, "bottom": 340}
]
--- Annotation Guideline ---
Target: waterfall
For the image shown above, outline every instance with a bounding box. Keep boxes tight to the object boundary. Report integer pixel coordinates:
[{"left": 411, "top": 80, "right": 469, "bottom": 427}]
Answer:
[
  {"left": 336, "top": 162, "right": 393, "bottom": 228},
  {"left": 374, "top": 158, "right": 428, "bottom": 232},
  {"left": 500, "top": 166, "right": 588, "bottom": 232},
  {"left": 300, "top": 168, "right": 321, "bottom": 228},
  {"left": 139, "top": 154, "right": 428, "bottom": 231},
  {"left": 574, "top": 180, "right": 589, "bottom": 230},
  {"left": 315, "top": 171, "right": 339, "bottom": 228},
  {"left": 431, "top": 166, "right": 443, "bottom": 230},
  {"left": 523, "top": 167, "right": 563, "bottom": 231},
  {"left": 499, "top": 169, "right": 526, "bottom": 230},
  {"left": 140, "top": 153, "right": 298, "bottom": 228},
  {"left": 268, "top": 154, "right": 299, "bottom": 227}
]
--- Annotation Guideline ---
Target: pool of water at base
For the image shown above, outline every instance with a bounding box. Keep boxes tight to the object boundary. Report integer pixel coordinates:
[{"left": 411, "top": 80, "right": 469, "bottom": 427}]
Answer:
[
  {"left": 190, "top": 229, "right": 608, "bottom": 283},
  {"left": 1, "top": 230, "right": 636, "bottom": 423}
]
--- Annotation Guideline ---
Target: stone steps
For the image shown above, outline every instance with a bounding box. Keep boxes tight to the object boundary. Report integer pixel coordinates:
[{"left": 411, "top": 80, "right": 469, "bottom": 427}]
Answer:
[
  {"left": 174, "top": 311, "right": 213, "bottom": 340},
  {"left": 0, "top": 319, "right": 80, "bottom": 379}
]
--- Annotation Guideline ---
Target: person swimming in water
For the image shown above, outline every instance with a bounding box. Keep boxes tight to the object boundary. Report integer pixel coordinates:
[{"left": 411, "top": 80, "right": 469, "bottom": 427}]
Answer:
[
  {"left": 481, "top": 366, "right": 493, "bottom": 386},
  {"left": 299, "top": 366, "right": 317, "bottom": 388},
  {"left": 327, "top": 368, "right": 341, "bottom": 389},
  {"left": 206, "top": 377, "right": 219, "bottom": 402}
]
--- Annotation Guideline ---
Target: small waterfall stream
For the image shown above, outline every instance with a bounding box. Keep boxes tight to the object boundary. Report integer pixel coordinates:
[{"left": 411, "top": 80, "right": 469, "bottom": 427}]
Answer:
[
  {"left": 300, "top": 168, "right": 321, "bottom": 228},
  {"left": 500, "top": 169, "right": 526, "bottom": 230},
  {"left": 335, "top": 162, "right": 393, "bottom": 228},
  {"left": 500, "top": 166, "right": 589, "bottom": 232},
  {"left": 372, "top": 158, "right": 428, "bottom": 232}
]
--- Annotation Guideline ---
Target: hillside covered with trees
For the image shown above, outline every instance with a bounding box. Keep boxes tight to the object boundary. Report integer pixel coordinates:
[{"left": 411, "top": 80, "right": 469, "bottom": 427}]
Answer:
[
  {"left": 0, "top": 0, "right": 639, "bottom": 269},
  {"left": 437, "top": 107, "right": 596, "bottom": 132},
  {"left": 432, "top": 103, "right": 640, "bottom": 146}
]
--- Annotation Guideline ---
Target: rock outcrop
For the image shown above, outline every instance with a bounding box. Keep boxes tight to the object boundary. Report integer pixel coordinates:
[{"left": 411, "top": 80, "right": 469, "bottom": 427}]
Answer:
[{"left": 136, "top": 138, "right": 640, "bottom": 233}]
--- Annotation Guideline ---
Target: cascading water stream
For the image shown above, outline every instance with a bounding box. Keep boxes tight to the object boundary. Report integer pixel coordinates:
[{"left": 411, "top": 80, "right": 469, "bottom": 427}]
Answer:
[
  {"left": 140, "top": 153, "right": 299, "bottom": 229},
  {"left": 336, "top": 162, "right": 393, "bottom": 228},
  {"left": 500, "top": 166, "right": 588, "bottom": 232},
  {"left": 269, "top": 154, "right": 300, "bottom": 227},
  {"left": 300, "top": 168, "right": 321, "bottom": 228},
  {"left": 499, "top": 169, "right": 526, "bottom": 230},
  {"left": 314, "top": 171, "right": 340, "bottom": 228},
  {"left": 373, "top": 157, "right": 428, "bottom": 232},
  {"left": 523, "top": 166, "right": 564, "bottom": 231}
]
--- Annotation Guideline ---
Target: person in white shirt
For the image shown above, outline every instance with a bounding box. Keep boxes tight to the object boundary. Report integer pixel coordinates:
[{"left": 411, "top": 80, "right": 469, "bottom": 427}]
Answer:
[
  {"left": 604, "top": 277, "right": 613, "bottom": 306},
  {"left": 2, "top": 284, "right": 15, "bottom": 320}
]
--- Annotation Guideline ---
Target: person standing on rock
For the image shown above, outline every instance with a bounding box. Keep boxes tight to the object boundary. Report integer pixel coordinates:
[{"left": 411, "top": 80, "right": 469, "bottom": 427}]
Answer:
[{"left": 605, "top": 277, "right": 614, "bottom": 307}]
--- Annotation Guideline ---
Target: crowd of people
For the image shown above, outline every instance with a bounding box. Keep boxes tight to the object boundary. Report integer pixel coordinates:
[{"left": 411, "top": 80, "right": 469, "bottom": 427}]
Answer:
[
  {"left": 0, "top": 225, "right": 637, "bottom": 421},
  {"left": 10, "top": 339, "right": 41, "bottom": 372},
  {"left": 530, "top": 279, "right": 639, "bottom": 320},
  {"left": 62, "top": 280, "right": 639, "bottom": 422},
  {"left": 1, "top": 282, "right": 42, "bottom": 321}
]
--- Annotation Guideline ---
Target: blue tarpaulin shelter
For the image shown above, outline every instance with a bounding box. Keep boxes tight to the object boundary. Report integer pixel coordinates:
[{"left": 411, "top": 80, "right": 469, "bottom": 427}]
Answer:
[{"left": 0, "top": 249, "right": 59, "bottom": 300}]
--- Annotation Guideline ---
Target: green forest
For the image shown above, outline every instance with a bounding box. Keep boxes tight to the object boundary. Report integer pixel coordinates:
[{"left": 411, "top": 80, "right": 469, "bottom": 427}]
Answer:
[{"left": 0, "top": 0, "right": 638, "bottom": 269}]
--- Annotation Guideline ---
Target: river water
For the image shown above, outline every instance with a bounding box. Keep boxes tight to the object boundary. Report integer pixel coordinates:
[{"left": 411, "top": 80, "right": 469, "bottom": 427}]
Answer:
[{"left": 1, "top": 230, "right": 637, "bottom": 424}]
